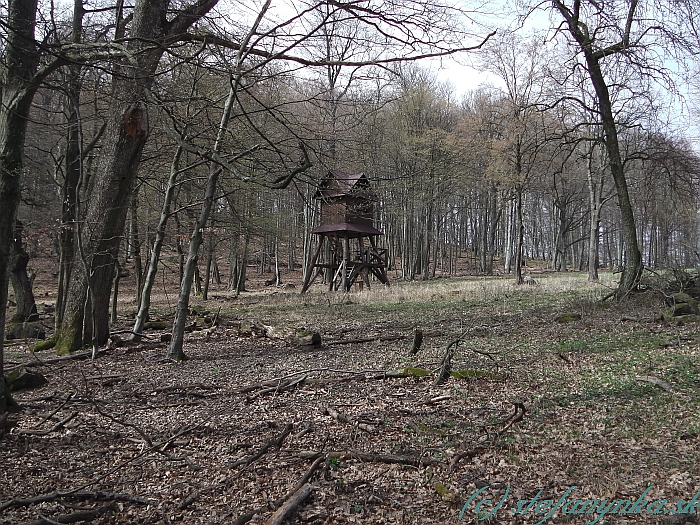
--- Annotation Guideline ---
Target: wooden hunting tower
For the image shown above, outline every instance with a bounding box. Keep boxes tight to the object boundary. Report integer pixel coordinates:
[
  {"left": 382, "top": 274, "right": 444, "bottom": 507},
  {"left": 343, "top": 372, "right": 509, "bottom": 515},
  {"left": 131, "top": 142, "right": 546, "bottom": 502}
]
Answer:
[{"left": 301, "top": 171, "right": 389, "bottom": 293}]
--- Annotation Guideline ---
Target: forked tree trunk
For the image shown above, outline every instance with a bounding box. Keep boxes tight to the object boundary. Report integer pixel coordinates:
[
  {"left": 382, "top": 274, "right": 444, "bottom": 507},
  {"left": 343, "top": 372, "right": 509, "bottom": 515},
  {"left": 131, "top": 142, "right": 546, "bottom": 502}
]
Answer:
[{"left": 55, "top": 0, "right": 220, "bottom": 354}]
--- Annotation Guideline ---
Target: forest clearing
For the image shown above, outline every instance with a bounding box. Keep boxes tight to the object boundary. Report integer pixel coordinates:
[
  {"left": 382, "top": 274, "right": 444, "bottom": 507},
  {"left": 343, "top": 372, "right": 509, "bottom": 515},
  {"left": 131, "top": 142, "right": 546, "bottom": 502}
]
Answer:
[{"left": 2, "top": 265, "right": 699, "bottom": 524}]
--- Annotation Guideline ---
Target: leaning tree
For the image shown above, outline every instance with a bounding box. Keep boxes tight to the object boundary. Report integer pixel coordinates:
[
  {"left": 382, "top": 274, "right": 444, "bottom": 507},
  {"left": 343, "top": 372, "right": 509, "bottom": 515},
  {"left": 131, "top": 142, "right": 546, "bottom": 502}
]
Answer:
[{"left": 530, "top": 0, "right": 700, "bottom": 297}]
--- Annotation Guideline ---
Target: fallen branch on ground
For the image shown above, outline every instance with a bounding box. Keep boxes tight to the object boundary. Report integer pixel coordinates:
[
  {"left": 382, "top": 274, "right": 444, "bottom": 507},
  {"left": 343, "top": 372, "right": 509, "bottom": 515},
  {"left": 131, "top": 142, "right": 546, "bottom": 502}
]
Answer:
[
  {"left": 635, "top": 375, "right": 673, "bottom": 392},
  {"left": 29, "top": 393, "right": 75, "bottom": 429},
  {"left": 230, "top": 423, "right": 293, "bottom": 468},
  {"left": 448, "top": 447, "right": 487, "bottom": 471},
  {"left": 18, "top": 412, "right": 78, "bottom": 436},
  {"left": 498, "top": 402, "right": 527, "bottom": 435},
  {"left": 265, "top": 483, "right": 315, "bottom": 525},
  {"left": 1, "top": 491, "right": 154, "bottom": 513},
  {"left": 21, "top": 502, "right": 117, "bottom": 525},
  {"left": 247, "top": 322, "right": 321, "bottom": 346},
  {"left": 245, "top": 376, "right": 307, "bottom": 402},
  {"left": 299, "top": 450, "right": 438, "bottom": 467},
  {"left": 233, "top": 457, "right": 324, "bottom": 525},
  {"left": 325, "top": 334, "right": 410, "bottom": 345},
  {"left": 236, "top": 369, "right": 415, "bottom": 396},
  {"left": 5, "top": 350, "right": 108, "bottom": 372}
]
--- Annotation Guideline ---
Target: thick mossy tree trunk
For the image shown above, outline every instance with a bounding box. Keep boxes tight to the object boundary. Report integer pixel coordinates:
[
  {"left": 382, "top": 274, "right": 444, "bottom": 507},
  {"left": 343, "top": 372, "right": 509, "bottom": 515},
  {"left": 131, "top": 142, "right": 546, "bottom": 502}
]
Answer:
[
  {"left": 0, "top": 0, "right": 40, "bottom": 411},
  {"left": 10, "top": 221, "right": 38, "bottom": 322},
  {"left": 55, "top": 94, "right": 151, "bottom": 354},
  {"left": 55, "top": 0, "right": 220, "bottom": 354}
]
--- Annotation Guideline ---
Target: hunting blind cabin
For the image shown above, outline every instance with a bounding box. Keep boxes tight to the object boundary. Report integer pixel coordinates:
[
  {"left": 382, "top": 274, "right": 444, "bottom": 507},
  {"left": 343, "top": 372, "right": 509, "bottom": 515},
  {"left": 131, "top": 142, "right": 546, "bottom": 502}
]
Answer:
[{"left": 300, "top": 171, "right": 390, "bottom": 293}]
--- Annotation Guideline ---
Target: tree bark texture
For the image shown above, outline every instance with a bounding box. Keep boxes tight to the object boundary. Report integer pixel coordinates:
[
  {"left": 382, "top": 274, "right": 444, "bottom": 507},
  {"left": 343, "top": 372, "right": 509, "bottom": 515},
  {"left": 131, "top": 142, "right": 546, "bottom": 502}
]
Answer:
[{"left": 0, "top": 0, "right": 40, "bottom": 410}]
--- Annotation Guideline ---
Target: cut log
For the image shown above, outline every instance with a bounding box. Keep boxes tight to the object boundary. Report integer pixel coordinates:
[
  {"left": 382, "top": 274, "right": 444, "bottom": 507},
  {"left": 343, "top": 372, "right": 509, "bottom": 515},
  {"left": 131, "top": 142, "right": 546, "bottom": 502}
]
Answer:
[{"left": 265, "top": 483, "right": 315, "bottom": 525}]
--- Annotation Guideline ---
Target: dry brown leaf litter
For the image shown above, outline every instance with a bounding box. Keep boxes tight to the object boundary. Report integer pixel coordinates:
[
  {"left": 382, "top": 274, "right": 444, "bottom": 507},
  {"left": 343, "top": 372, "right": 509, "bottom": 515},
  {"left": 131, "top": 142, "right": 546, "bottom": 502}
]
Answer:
[{"left": 2, "top": 277, "right": 699, "bottom": 525}]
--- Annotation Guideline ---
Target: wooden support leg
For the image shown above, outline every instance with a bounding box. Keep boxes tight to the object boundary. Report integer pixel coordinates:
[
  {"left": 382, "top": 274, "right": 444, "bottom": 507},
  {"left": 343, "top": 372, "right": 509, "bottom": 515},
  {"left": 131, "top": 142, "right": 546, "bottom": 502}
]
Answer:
[
  {"left": 301, "top": 238, "right": 324, "bottom": 293},
  {"left": 341, "top": 236, "right": 350, "bottom": 292}
]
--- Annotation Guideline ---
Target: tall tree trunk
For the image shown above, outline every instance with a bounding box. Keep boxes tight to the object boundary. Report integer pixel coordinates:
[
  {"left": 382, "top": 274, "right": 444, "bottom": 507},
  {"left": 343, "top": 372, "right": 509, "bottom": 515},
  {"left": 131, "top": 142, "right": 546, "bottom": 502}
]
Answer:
[
  {"left": 587, "top": 145, "right": 605, "bottom": 281},
  {"left": 555, "top": 200, "right": 568, "bottom": 272},
  {"left": 169, "top": 165, "right": 221, "bottom": 359},
  {"left": 132, "top": 146, "right": 183, "bottom": 339},
  {"left": 111, "top": 259, "right": 120, "bottom": 324},
  {"left": 236, "top": 231, "right": 249, "bottom": 296},
  {"left": 169, "top": 1, "right": 272, "bottom": 360},
  {"left": 514, "top": 187, "right": 525, "bottom": 285},
  {"left": 504, "top": 194, "right": 514, "bottom": 274},
  {"left": 0, "top": 0, "right": 40, "bottom": 411},
  {"left": 554, "top": 0, "right": 643, "bottom": 298},
  {"left": 203, "top": 232, "right": 214, "bottom": 300},
  {"left": 56, "top": 0, "right": 85, "bottom": 328}
]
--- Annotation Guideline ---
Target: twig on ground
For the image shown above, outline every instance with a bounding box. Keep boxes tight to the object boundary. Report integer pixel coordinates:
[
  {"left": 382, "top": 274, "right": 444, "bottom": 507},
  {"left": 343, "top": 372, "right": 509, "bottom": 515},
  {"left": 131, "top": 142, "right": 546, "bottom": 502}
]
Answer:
[
  {"left": 18, "top": 412, "right": 78, "bottom": 436},
  {"left": 30, "top": 393, "right": 76, "bottom": 429},
  {"left": 245, "top": 375, "right": 307, "bottom": 402},
  {"left": 326, "top": 406, "right": 377, "bottom": 432},
  {"left": 299, "top": 450, "right": 439, "bottom": 467},
  {"left": 498, "top": 402, "right": 527, "bottom": 435}
]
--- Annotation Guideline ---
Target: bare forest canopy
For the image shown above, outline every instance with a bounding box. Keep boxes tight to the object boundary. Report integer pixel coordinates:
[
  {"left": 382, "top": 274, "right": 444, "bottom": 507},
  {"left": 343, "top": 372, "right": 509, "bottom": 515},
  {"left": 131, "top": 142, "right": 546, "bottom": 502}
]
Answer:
[{"left": 7, "top": 0, "right": 700, "bottom": 295}]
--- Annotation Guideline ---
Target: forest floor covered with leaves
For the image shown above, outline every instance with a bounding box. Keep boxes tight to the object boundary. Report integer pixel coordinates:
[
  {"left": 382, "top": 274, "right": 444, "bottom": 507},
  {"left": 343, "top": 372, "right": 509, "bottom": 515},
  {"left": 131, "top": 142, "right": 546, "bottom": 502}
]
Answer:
[{"left": 2, "top": 269, "right": 700, "bottom": 524}]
